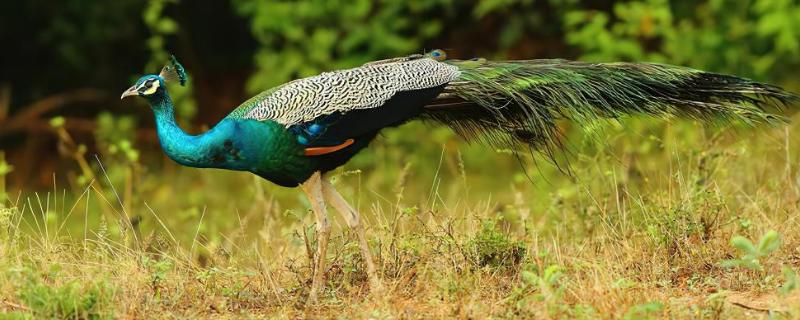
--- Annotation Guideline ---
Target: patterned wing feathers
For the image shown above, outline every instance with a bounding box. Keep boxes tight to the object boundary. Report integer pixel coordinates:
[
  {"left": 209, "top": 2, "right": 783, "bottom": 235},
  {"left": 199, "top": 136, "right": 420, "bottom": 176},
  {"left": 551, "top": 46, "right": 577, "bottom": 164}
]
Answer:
[{"left": 242, "top": 58, "right": 460, "bottom": 126}]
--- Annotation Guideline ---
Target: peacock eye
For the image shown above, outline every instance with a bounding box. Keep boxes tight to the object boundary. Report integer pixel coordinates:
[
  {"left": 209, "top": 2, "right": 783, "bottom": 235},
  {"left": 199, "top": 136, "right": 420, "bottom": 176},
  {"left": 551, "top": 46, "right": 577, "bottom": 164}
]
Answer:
[
  {"left": 140, "top": 79, "right": 161, "bottom": 95},
  {"left": 430, "top": 49, "right": 446, "bottom": 61}
]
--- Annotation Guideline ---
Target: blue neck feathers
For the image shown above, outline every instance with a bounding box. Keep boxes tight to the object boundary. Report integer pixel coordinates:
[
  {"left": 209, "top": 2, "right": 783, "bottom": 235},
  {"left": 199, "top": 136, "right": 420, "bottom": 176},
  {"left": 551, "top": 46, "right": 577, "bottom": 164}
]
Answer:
[{"left": 148, "top": 93, "right": 246, "bottom": 170}]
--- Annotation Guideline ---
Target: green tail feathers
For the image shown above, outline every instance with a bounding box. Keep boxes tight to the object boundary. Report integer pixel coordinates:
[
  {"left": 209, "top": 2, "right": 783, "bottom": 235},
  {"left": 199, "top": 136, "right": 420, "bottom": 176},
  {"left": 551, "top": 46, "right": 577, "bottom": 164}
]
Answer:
[{"left": 426, "top": 59, "right": 798, "bottom": 155}]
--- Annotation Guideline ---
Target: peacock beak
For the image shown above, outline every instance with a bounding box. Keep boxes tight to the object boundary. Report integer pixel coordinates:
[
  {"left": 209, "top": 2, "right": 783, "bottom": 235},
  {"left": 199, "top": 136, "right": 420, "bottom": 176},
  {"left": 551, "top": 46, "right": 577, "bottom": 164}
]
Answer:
[{"left": 120, "top": 86, "right": 138, "bottom": 100}]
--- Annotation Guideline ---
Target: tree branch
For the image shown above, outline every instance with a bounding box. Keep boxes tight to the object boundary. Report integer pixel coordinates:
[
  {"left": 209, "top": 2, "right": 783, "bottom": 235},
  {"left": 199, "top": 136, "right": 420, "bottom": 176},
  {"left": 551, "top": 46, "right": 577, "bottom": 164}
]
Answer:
[
  {"left": 0, "top": 83, "right": 9, "bottom": 123},
  {"left": 0, "top": 88, "right": 107, "bottom": 136}
]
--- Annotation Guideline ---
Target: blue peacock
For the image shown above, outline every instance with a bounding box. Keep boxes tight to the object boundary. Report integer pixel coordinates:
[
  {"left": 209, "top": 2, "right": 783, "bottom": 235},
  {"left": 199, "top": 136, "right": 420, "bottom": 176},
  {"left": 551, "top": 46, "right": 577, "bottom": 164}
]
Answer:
[{"left": 122, "top": 51, "right": 797, "bottom": 301}]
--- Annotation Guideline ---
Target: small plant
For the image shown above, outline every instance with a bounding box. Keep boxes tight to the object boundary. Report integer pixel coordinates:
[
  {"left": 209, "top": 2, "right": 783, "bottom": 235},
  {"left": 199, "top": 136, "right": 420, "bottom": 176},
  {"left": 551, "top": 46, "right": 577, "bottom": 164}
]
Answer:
[
  {"left": 522, "top": 265, "right": 565, "bottom": 302},
  {"left": 196, "top": 267, "right": 257, "bottom": 299},
  {"left": 466, "top": 218, "right": 526, "bottom": 268},
  {"left": 0, "top": 151, "right": 11, "bottom": 201},
  {"left": 737, "top": 217, "right": 753, "bottom": 233},
  {"left": 509, "top": 264, "right": 569, "bottom": 317},
  {"left": 646, "top": 186, "right": 724, "bottom": 258},
  {"left": 94, "top": 112, "right": 139, "bottom": 164},
  {"left": 50, "top": 116, "right": 95, "bottom": 186},
  {"left": 780, "top": 267, "right": 798, "bottom": 295},
  {"left": 0, "top": 154, "right": 10, "bottom": 175},
  {"left": 622, "top": 301, "right": 663, "bottom": 320},
  {"left": 140, "top": 256, "right": 174, "bottom": 298},
  {"left": 10, "top": 268, "right": 114, "bottom": 320},
  {"left": 0, "top": 205, "right": 19, "bottom": 251},
  {"left": 721, "top": 230, "right": 780, "bottom": 271},
  {"left": 696, "top": 292, "right": 726, "bottom": 320}
]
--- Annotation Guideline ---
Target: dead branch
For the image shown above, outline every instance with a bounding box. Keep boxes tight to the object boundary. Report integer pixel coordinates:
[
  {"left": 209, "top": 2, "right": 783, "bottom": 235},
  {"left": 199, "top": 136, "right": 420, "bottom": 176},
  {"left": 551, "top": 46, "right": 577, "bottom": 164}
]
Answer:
[
  {"left": 0, "top": 84, "right": 9, "bottom": 122},
  {"left": 0, "top": 88, "right": 107, "bottom": 136}
]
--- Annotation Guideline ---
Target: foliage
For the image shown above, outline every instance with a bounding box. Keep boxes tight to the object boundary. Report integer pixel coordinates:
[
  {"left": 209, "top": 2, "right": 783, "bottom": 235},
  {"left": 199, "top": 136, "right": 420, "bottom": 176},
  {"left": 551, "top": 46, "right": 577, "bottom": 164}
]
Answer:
[
  {"left": 0, "top": 0, "right": 145, "bottom": 100},
  {"left": 231, "top": 0, "right": 800, "bottom": 91},
  {"left": 95, "top": 112, "right": 139, "bottom": 164},
  {"left": 510, "top": 264, "right": 572, "bottom": 316},
  {"left": 564, "top": 0, "right": 800, "bottom": 83},
  {"left": 0, "top": 159, "right": 12, "bottom": 177},
  {"left": 143, "top": 0, "right": 197, "bottom": 122},
  {"left": 466, "top": 217, "right": 526, "bottom": 268},
  {"left": 0, "top": 206, "right": 19, "bottom": 247},
  {"left": 780, "top": 267, "right": 798, "bottom": 295},
  {"left": 721, "top": 230, "right": 780, "bottom": 271},
  {"left": 2, "top": 118, "right": 800, "bottom": 316},
  {"left": 140, "top": 256, "right": 174, "bottom": 299},
  {"left": 719, "top": 229, "right": 800, "bottom": 298},
  {"left": 8, "top": 268, "right": 114, "bottom": 320},
  {"left": 0, "top": 153, "right": 11, "bottom": 201},
  {"left": 232, "top": 0, "right": 454, "bottom": 92},
  {"left": 622, "top": 301, "right": 664, "bottom": 320}
]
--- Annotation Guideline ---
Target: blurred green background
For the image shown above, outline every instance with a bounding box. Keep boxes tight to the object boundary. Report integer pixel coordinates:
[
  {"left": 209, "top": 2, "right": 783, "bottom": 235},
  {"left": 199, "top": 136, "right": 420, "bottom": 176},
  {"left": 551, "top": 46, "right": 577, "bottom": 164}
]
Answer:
[{"left": 1, "top": 0, "right": 799, "bottom": 246}]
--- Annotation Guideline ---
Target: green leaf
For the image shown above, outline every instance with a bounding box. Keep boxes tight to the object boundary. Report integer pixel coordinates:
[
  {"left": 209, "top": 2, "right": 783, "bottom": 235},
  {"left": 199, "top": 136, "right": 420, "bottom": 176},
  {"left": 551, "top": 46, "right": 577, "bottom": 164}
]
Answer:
[
  {"left": 0, "top": 159, "right": 13, "bottom": 176},
  {"left": 474, "top": 0, "right": 518, "bottom": 18},
  {"left": 49, "top": 116, "right": 65, "bottom": 128},
  {"left": 542, "top": 265, "right": 563, "bottom": 284},
  {"left": 780, "top": 267, "right": 798, "bottom": 295},
  {"left": 730, "top": 236, "right": 757, "bottom": 255},
  {"left": 623, "top": 301, "right": 663, "bottom": 320},
  {"left": 521, "top": 271, "right": 537, "bottom": 284},
  {"left": 157, "top": 18, "right": 178, "bottom": 34},
  {"left": 756, "top": 230, "right": 780, "bottom": 255},
  {"left": 720, "top": 259, "right": 743, "bottom": 269}
]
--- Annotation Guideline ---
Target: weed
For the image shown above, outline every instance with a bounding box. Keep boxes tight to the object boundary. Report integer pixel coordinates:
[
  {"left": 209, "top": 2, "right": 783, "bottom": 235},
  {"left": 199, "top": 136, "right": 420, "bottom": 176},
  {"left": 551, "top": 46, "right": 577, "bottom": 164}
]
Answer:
[
  {"left": 0, "top": 205, "right": 19, "bottom": 246},
  {"left": 466, "top": 217, "right": 526, "bottom": 269},
  {"left": 508, "top": 264, "right": 568, "bottom": 317},
  {"left": 0, "top": 151, "right": 11, "bottom": 201},
  {"left": 140, "top": 256, "right": 174, "bottom": 298},
  {"left": 780, "top": 267, "right": 798, "bottom": 295},
  {"left": 721, "top": 230, "right": 781, "bottom": 271},
  {"left": 9, "top": 268, "right": 114, "bottom": 320},
  {"left": 622, "top": 301, "right": 663, "bottom": 320}
]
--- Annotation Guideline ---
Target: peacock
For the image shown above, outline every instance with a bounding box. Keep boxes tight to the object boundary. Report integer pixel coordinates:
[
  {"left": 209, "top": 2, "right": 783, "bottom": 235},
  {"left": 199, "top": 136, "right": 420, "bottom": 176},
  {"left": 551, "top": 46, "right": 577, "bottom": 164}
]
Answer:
[{"left": 121, "top": 51, "right": 797, "bottom": 302}]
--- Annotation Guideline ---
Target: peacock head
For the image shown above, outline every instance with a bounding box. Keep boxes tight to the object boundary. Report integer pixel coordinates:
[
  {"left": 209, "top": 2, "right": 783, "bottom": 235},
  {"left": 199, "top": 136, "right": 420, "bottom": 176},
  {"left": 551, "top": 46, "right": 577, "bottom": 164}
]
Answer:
[{"left": 121, "top": 55, "right": 187, "bottom": 101}]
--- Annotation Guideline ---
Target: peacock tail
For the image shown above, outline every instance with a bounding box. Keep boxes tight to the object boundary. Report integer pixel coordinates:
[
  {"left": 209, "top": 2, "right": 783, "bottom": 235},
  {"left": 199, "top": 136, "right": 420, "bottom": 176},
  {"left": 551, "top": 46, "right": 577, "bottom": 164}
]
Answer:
[{"left": 425, "top": 59, "right": 797, "bottom": 158}]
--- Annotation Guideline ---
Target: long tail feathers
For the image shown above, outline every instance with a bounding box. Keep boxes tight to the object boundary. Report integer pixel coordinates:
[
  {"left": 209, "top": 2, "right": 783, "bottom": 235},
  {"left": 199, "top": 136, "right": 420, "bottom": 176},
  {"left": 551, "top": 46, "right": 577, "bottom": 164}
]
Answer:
[{"left": 424, "top": 59, "right": 798, "bottom": 164}]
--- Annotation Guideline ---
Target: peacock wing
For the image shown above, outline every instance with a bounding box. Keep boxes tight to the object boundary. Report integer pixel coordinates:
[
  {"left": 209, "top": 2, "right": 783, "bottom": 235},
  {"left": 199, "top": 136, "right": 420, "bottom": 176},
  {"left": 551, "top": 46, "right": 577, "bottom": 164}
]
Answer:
[{"left": 235, "top": 57, "right": 461, "bottom": 127}]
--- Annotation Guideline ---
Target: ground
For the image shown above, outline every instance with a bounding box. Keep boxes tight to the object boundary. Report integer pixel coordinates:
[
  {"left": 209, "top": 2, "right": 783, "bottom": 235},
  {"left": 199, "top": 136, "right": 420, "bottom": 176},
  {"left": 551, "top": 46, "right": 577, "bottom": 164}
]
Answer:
[{"left": 1, "top": 120, "right": 800, "bottom": 319}]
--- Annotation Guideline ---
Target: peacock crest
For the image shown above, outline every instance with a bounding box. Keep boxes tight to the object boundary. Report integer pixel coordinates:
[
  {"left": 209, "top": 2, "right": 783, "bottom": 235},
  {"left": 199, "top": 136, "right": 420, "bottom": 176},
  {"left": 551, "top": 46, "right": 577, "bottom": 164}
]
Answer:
[{"left": 159, "top": 55, "right": 188, "bottom": 86}]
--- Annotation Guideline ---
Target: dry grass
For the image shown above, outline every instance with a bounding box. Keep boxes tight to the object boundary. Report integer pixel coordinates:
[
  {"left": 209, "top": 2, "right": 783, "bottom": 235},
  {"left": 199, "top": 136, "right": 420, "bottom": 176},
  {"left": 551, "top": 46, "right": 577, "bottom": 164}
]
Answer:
[{"left": 1, "top": 120, "right": 800, "bottom": 319}]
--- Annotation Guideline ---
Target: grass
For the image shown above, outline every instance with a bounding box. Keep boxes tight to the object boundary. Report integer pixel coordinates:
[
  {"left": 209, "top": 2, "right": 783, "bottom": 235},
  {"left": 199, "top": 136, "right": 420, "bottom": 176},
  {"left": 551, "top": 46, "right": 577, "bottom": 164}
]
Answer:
[{"left": 1, "top": 119, "right": 800, "bottom": 319}]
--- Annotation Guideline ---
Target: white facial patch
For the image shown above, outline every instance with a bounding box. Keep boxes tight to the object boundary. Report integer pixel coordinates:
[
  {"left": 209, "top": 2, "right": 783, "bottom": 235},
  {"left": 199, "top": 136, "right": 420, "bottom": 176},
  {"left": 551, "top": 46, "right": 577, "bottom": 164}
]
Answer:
[{"left": 141, "top": 79, "right": 160, "bottom": 95}]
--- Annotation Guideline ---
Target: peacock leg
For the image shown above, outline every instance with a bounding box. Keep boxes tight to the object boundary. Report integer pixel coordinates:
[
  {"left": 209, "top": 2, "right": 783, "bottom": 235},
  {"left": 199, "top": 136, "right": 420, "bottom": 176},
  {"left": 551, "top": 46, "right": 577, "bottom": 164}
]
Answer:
[
  {"left": 321, "top": 179, "right": 383, "bottom": 292},
  {"left": 300, "top": 171, "right": 331, "bottom": 303}
]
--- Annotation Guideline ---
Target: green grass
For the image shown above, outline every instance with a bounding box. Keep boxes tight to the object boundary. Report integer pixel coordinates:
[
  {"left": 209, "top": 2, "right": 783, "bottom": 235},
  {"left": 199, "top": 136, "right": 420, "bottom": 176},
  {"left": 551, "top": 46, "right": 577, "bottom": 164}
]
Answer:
[{"left": 1, "top": 118, "right": 800, "bottom": 319}]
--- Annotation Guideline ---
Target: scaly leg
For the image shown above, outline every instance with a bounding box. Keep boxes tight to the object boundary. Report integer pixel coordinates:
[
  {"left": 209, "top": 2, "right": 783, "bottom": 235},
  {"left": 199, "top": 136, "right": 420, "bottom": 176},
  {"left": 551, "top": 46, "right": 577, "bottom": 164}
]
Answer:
[
  {"left": 300, "top": 172, "right": 331, "bottom": 303},
  {"left": 321, "top": 179, "right": 383, "bottom": 292}
]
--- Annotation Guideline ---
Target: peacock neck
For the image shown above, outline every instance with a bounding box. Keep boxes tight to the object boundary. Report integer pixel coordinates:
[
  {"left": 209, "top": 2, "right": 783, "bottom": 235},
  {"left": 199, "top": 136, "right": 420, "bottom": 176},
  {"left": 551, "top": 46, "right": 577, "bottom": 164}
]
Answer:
[
  {"left": 149, "top": 93, "right": 213, "bottom": 168},
  {"left": 146, "top": 91, "right": 314, "bottom": 184}
]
